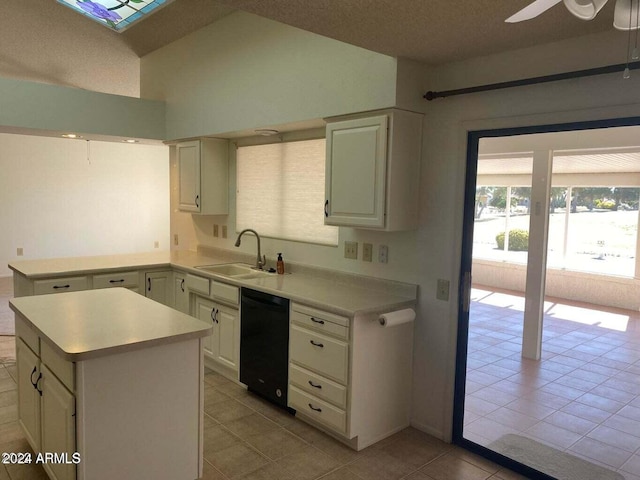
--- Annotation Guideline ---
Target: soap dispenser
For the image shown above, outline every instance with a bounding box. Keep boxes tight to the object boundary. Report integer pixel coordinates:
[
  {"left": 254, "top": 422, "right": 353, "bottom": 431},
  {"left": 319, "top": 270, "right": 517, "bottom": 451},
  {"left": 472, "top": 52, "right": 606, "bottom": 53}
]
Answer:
[{"left": 276, "top": 253, "right": 285, "bottom": 274}]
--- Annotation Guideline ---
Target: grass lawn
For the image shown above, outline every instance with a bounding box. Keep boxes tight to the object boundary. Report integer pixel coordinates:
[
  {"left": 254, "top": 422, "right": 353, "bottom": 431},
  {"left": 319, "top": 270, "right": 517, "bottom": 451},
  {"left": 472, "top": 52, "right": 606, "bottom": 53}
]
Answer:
[{"left": 473, "top": 208, "right": 638, "bottom": 277}]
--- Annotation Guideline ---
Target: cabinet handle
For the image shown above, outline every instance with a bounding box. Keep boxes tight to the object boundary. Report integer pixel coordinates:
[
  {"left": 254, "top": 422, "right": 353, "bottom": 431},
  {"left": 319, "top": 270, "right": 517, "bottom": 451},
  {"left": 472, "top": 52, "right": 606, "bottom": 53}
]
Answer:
[
  {"left": 324, "top": 199, "right": 329, "bottom": 217},
  {"left": 181, "top": 279, "right": 185, "bottom": 292},
  {"left": 53, "top": 284, "right": 70, "bottom": 290},
  {"left": 195, "top": 195, "right": 200, "bottom": 208},
  {"left": 310, "top": 317, "right": 325, "bottom": 325},
  {"left": 308, "top": 403, "right": 322, "bottom": 412},
  {"left": 215, "top": 309, "right": 219, "bottom": 324},
  {"left": 35, "top": 373, "right": 43, "bottom": 397},
  {"left": 309, "top": 340, "right": 324, "bottom": 348},
  {"left": 109, "top": 279, "right": 125, "bottom": 284},
  {"left": 147, "top": 278, "right": 151, "bottom": 292},
  {"left": 308, "top": 381, "right": 322, "bottom": 389},
  {"left": 30, "top": 366, "right": 38, "bottom": 388},
  {"left": 211, "top": 308, "right": 219, "bottom": 324}
]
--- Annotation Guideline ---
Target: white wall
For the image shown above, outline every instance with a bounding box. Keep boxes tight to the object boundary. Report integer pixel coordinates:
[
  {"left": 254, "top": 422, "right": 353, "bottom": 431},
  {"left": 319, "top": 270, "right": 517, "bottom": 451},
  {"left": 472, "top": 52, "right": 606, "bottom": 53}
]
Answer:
[
  {"left": 0, "top": 1, "right": 139, "bottom": 97},
  {"left": 141, "top": 11, "right": 399, "bottom": 140},
  {"left": 0, "top": 133, "right": 170, "bottom": 276}
]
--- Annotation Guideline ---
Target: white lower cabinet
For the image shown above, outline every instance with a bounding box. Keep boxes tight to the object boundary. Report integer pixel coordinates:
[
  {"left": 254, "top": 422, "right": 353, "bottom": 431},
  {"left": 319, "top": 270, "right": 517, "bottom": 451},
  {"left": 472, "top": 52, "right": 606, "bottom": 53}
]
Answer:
[
  {"left": 288, "top": 304, "right": 350, "bottom": 436},
  {"left": 288, "top": 301, "right": 414, "bottom": 451},
  {"left": 174, "top": 272, "right": 189, "bottom": 314},
  {"left": 145, "top": 271, "right": 174, "bottom": 307},
  {"left": 16, "top": 339, "right": 41, "bottom": 451},
  {"left": 194, "top": 294, "right": 239, "bottom": 377},
  {"left": 40, "top": 364, "right": 76, "bottom": 480},
  {"left": 16, "top": 336, "right": 76, "bottom": 480}
]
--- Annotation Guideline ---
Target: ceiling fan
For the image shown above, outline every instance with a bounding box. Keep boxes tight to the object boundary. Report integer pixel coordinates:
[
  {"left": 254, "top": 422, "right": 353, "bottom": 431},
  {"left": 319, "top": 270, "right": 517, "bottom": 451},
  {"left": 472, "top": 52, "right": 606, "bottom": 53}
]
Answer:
[{"left": 506, "top": 0, "right": 640, "bottom": 30}]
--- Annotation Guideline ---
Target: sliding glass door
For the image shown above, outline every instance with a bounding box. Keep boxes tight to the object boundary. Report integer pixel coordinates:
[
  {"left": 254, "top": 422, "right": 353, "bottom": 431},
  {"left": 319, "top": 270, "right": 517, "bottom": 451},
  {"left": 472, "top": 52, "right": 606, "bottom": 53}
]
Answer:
[{"left": 455, "top": 120, "right": 640, "bottom": 480}]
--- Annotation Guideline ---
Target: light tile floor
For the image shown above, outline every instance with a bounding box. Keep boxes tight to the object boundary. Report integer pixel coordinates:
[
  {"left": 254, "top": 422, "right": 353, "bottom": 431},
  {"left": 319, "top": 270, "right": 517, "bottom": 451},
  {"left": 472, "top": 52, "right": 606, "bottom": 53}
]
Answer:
[
  {"left": 0, "top": 336, "right": 525, "bottom": 480},
  {"left": 465, "top": 287, "right": 640, "bottom": 480}
]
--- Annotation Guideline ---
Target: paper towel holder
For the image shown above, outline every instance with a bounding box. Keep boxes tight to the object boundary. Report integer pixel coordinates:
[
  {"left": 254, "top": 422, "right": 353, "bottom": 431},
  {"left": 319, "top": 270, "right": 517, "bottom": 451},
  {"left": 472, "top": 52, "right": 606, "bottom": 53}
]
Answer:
[{"left": 378, "top": 308, "right": 415, "bottom": 327}]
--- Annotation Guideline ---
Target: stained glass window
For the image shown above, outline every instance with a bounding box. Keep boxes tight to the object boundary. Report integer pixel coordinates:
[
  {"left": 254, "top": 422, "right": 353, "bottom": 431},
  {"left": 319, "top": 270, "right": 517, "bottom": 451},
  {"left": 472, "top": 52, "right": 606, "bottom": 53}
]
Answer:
[{"left": 57, "top": 0, "right": 174, "bottom": 32}]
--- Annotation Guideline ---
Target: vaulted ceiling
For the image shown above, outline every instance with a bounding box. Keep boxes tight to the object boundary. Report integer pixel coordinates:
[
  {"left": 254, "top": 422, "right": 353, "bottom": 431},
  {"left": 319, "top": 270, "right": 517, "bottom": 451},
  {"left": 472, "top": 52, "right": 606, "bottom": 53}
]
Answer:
[{"left": 31, "top": 0, "right": 624, "bottom": 64}]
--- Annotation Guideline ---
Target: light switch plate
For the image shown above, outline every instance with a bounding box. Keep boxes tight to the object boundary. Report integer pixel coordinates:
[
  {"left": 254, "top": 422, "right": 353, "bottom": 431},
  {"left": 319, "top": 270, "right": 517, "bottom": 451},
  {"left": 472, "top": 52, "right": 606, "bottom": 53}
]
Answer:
[
  {"left": 437, "top": 279, "right": 450, "bottom": 301},
  {"left": 378, "top": 245, "right": 388, "bottom": 263},
  {"left": 362, "top": 243, "right": 373, "bottom": 262},
  {"left": 213, "top": 224, "right": 219, "bottom": 237},
  {"left": 344, "top": 241, "right": 358, "bottom": 260},
  {"left": 154, "top": 241, "right": 160, "bottom": 249},
  {"left": 17, "top": 247, "right": 23, "bottom": 256},
  {"left": 222, "top": 225, "right": 227, "bottom": 238},
  {"left": 173, "top": 234, "right": 179, "bottom": 246}
]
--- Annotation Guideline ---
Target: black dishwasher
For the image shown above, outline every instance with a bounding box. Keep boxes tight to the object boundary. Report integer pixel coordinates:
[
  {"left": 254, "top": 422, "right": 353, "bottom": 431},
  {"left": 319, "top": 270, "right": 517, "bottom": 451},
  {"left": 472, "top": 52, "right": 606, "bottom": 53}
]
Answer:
[{"left": 240, "top": 288, "right": 290, "bottom": 408}]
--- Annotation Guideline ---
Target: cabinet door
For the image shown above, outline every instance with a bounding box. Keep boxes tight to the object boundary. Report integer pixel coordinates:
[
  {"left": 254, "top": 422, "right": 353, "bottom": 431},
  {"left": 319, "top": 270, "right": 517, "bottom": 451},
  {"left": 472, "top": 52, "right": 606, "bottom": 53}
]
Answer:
[
  {"left": 145, "top": 271, "right": 174, "bottom": 307},
  {"left": 16, "top": 338, "right": 41, "bottom": 451},
  {"left": 213, "top": 304, "right": 239, "bottom": 371},
  {"left": 40, "top": 364, "right": 76, "bottom": 480},
  {"left": 194, "top": 296, "right": 215, "bottom": 358},
  {"left": 177, "top": 140, "right": 201, "bottom": 213},
  {"left": 325, "top": 115, "right": 388, "bottom": 228},
  {"left": 174, "top": 273, "right": 189, "bottom": 314}
]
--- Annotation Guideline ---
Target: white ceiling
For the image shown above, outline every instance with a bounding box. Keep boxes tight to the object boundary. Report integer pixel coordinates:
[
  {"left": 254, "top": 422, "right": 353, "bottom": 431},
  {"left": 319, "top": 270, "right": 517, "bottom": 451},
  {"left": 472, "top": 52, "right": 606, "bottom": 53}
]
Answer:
[
  {"left": 211, "top": 0, "right": 621, "bottom": 65},
  {"left": 41, "top": 0, "right": 626, "bottom": 64}
]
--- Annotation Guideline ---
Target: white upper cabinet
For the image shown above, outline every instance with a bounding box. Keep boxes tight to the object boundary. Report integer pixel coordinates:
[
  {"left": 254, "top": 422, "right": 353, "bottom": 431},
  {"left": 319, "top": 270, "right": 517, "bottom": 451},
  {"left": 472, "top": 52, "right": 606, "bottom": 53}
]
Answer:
[
  {"left": 324, "top": 109, "right": 423, "bottom": 231},
  {"left": 177, "top": 138, "right": 229, "bottom": 215}
]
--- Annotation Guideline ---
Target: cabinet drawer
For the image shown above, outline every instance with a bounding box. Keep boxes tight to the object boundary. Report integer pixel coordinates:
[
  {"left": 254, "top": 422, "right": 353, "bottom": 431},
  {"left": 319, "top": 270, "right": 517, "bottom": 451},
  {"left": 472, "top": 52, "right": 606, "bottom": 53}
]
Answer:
[
  {"left": 186, "top": 274, "right": 210, "bottom": 296},
  {"left": 290, "top": 326, "right": 348, "bottom": 384},
  {"left": 92, "top": 270, "right": 138, "bottom": 289},
  {"left": 211, "top": 281, "right": 239, "bottom": 306},
  {"left": 34, "top": 276, "right": 88, "bottom": 295},
  {"left": 289, "top": 364, "right": 347, "bottom": 409},
  {"left": 289, "top": 385, "right": 346, "bottom": 434},
  {"left": 41, "top": 341, "right": 74, "bottom": 392},
  {"left": 291, "top": 303, "right": 349, "bottom": 340},
  {"left": 15, "top": 315, "right": 39, "bottom": 355}
]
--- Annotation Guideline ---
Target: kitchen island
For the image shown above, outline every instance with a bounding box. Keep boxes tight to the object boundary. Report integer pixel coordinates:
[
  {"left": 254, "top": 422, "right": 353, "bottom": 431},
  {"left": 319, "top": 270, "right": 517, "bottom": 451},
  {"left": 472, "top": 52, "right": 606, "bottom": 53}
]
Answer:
[{"left": 9, "top": 288, "right": 212, "bottom": 480}]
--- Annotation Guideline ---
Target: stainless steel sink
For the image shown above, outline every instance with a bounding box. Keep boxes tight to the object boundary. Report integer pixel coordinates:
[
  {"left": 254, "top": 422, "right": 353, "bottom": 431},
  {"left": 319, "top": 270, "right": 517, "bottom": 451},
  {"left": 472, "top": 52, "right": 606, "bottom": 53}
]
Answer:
[{"left": 195, "top": 263, "right": 273, "bottom": 279}]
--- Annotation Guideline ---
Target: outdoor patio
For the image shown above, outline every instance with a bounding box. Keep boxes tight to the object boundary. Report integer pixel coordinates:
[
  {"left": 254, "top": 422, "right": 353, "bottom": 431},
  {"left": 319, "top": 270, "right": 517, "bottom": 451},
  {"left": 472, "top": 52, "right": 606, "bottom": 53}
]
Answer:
[{"left": 464, "top": 286, "right": 640, "bottom": 479}]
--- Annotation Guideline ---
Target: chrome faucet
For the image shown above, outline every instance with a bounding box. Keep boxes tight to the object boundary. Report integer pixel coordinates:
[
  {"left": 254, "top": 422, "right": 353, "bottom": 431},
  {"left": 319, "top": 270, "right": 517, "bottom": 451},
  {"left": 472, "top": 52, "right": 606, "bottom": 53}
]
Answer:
[{"left": 234, "top": 229, "right": 266, "bottom": 270}]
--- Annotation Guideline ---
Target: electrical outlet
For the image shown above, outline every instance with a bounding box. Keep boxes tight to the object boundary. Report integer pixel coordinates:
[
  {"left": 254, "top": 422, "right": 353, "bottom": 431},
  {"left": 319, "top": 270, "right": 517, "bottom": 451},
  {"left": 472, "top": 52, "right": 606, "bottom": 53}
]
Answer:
[
  {"left": 154, "top": 241, "right": 160, "bottom": 249},
  {"left": 344, "top": 241, "right": 358, "bottom": 260},
  {"left": 362, "top": 243, "right": 373, "bottom": 262},
  {"left": 17, "top": 247, "right": 23, "bottom": 256},
  {"left": 222, "top": 225, "right": 227, "bottom": 238},
  {"left": 437, "top": 279, "right": 450, "bottom": 301},
  {"left": 378, "top": 245, "right": 388, "bottom": 263},
  {"left": 213, "top": 224, "right": 219, "bottom": 237},
  {"left": 173, "top": 234, "right": 179, "bottom": 246}
]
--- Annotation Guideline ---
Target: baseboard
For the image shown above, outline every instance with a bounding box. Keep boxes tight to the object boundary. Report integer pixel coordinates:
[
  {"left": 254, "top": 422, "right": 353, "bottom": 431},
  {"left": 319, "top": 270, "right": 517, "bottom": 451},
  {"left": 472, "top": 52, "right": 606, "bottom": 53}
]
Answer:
[{"left": 410, "top": 420, "right": 447, "bottom": 443}]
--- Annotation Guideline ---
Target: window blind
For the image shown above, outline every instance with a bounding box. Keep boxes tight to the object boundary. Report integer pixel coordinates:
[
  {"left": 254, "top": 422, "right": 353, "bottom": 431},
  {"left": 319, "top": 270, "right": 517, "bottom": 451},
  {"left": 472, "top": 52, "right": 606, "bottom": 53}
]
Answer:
[{"left": 236, "top": 138, "right": 339, "bottom": 246}]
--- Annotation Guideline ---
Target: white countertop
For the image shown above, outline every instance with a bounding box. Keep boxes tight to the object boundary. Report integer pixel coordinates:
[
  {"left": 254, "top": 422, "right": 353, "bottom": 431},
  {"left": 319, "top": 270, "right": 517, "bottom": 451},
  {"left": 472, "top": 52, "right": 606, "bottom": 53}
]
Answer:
[
  {"left": 9, "top": 250, "right": 417, "bottom": 317},
  {"left": 10, "top": 288, "right": 212, "bottom": 361}
]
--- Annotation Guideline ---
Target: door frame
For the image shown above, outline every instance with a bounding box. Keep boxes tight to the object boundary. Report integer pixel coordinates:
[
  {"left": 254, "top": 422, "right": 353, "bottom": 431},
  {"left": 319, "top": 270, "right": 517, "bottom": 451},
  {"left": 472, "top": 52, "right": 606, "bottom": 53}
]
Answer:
[{"left": 453, "top": 115, "right": 640, "bottom": 479}]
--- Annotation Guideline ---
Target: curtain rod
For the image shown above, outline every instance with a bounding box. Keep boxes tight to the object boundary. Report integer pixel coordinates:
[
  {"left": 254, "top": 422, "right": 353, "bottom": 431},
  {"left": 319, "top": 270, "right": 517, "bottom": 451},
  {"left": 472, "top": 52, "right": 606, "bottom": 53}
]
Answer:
[{"left": 424, "top": 61, "right": 640, "bottom": 101}]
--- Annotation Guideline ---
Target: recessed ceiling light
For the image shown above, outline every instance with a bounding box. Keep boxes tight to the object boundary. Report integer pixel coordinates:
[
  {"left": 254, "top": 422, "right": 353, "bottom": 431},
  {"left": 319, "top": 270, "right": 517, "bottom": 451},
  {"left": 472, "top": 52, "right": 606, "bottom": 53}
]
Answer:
[
  {"left": 123, "top": 139, "right": 139, "bottom": 143},
  {"left": 255, "top": 129, "right": 280, "bottom": 136},
  {"left": 56, "top": 0, "right": 175, "bottom": 32},
  {"left": 62, "top": 134, "right": 82, "bottom": 139}
]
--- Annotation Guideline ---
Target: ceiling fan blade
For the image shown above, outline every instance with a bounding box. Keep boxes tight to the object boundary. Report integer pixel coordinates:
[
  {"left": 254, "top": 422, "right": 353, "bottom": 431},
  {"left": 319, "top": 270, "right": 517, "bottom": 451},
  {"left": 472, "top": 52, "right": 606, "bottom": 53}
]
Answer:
[{"left": 505, "top": 0, "right": 563, "bottom": 22}]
